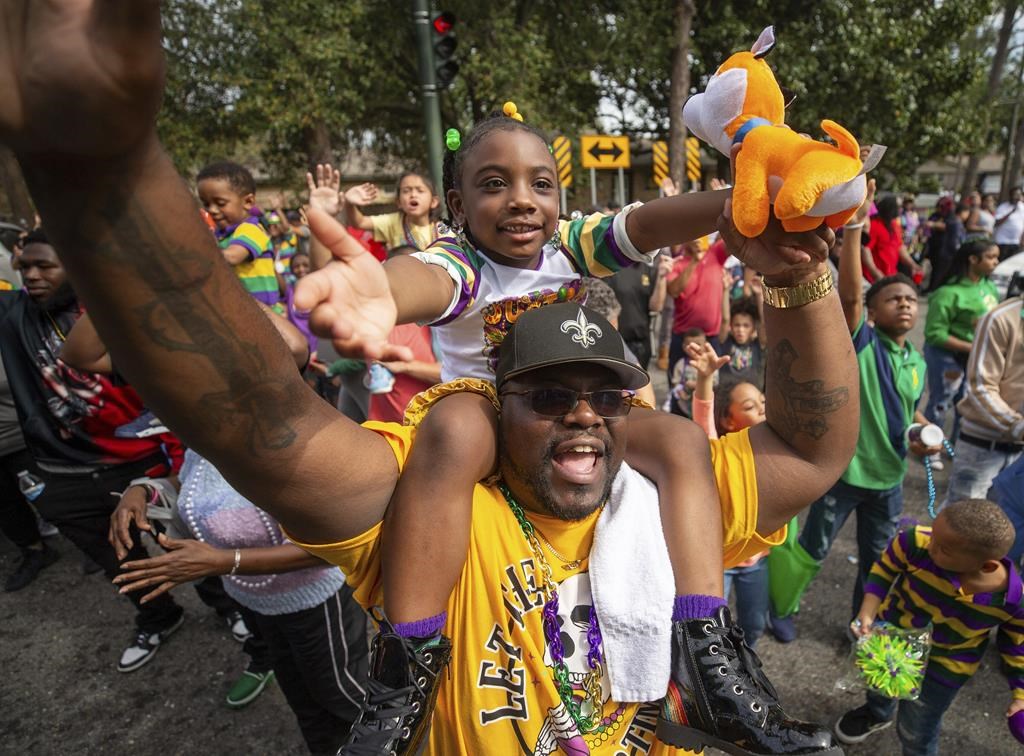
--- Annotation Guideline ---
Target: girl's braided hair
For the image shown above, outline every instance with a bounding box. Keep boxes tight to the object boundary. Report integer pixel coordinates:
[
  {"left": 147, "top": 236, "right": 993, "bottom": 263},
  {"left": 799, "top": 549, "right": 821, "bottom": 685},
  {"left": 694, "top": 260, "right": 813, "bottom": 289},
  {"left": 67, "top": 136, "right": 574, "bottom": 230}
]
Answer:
[{"left": 441, "top": 111, "right": 552, "bottom": 223}]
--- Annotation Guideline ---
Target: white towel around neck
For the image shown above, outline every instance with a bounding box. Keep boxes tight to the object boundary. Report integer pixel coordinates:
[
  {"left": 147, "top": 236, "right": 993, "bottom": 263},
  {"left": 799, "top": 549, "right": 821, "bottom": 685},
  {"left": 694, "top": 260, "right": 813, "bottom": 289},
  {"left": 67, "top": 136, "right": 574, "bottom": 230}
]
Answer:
[{"left": 589, "top": 462, "right": 675, "bottom": 702}]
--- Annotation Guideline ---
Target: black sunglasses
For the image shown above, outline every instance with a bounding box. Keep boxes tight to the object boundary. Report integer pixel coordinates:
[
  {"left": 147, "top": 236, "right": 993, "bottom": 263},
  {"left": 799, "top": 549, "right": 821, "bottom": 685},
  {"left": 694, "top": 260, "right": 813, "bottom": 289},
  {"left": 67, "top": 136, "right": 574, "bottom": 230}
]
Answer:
[{"left": 500, "top": 388, "right": 635, "bottom": 418}]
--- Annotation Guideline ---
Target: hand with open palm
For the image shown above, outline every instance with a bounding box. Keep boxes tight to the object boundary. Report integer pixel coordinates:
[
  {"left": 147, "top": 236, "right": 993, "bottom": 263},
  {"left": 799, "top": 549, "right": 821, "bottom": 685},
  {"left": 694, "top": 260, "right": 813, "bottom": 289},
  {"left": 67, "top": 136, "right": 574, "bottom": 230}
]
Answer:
[{"left": 306, "top": 163, "right": 343, "bottom": 217}]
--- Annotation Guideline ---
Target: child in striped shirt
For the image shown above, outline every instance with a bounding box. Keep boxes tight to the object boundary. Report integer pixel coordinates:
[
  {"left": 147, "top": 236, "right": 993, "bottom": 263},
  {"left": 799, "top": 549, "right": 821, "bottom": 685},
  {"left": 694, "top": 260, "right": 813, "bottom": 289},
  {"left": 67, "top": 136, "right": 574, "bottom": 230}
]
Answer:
[
  {"left": 197, "top": 161, "right": 279, "bottom": 307},
  {"left": 834, "top": 498, "right": 1024, "bottom": 753}
]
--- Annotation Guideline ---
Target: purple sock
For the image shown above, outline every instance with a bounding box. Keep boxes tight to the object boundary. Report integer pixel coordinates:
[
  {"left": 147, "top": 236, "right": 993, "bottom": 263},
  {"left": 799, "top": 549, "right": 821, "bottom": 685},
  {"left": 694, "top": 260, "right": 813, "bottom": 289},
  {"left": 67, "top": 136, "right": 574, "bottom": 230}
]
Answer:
[
  {"left": 394, "top": 611, "right": 447, "bottom": 639},
  {"left": 672, "top": 594, "right": 727, "bottom": 621}
]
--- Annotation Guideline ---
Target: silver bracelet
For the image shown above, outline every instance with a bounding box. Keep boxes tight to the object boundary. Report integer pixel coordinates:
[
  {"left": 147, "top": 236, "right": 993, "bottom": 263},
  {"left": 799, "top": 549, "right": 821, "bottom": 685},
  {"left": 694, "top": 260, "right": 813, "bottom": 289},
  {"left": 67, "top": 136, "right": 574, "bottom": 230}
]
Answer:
[
  {"left": 843, "top": 220, "right": 865, "bottom": 230},
  {"left": 229, "top": 548, "right": 241, "bottom": 576}
]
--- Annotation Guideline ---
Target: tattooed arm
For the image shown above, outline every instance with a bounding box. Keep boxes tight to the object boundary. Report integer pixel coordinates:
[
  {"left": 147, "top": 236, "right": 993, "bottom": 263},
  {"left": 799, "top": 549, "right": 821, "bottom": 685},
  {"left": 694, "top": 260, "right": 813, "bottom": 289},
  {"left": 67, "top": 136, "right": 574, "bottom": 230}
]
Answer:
[
  {"left": 1, "top": 2, "right": 396, "bottom": 545},
  {"left": 716, "top": 205, "right": 860, "bottom": 534}
]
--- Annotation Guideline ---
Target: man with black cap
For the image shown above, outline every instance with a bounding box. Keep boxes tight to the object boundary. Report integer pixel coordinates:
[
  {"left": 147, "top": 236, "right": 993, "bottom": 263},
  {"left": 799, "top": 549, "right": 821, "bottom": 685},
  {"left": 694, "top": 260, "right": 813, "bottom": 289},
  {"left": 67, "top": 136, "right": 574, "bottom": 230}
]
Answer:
[{"left": 0, "top": 5, "right": 858, "bottom": 754}]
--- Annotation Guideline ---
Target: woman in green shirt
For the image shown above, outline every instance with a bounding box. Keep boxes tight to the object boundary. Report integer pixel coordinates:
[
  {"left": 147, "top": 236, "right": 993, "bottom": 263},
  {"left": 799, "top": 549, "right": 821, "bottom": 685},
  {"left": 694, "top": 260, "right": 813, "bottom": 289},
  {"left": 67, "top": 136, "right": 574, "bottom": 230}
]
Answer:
[{"left": 923, "top": 236, "right": 1001, "bottom": 429}]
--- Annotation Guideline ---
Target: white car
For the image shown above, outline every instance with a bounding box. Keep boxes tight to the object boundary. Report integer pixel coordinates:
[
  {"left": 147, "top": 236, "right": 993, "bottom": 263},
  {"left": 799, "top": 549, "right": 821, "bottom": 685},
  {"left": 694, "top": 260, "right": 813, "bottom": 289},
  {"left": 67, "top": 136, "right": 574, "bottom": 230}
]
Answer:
[{"left": 991, "top": 251, "right": 1024, "bottom": 300}]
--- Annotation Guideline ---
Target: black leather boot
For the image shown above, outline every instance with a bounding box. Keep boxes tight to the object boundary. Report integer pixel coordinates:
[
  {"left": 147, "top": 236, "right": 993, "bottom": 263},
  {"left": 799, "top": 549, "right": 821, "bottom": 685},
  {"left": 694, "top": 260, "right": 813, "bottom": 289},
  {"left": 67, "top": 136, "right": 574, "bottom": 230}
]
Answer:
[
  {"left": 656, "top": 606, "right": 843, "bottom": 756},
  {"left": 338, "top": 617, "right": 452, "bottom": 755}
]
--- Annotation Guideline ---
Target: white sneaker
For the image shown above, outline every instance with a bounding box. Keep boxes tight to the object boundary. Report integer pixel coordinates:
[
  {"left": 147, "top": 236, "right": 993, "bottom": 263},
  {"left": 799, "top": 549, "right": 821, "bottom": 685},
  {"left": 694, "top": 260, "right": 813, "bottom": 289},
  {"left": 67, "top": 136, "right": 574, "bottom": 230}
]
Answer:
[
  {"left": 226, "top": 610, "right": 252, "bottom": 643},
  {"left": 118, "top": 614, "right": 184, "bottom": 672}
]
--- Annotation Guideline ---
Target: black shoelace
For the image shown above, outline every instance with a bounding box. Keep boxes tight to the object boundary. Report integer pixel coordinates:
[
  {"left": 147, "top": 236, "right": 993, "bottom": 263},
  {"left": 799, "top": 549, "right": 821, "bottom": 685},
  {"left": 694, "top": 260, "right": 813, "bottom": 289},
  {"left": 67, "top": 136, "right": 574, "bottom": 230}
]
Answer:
[{"left": 704, "top": 624, "right": 777, "bottom": 707}]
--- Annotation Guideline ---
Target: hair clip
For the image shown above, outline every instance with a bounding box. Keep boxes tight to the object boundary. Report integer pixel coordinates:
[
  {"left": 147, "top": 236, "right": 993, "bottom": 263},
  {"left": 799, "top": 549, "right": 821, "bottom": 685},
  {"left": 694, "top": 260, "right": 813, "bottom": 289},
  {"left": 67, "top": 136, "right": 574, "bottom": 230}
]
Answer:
[
  {"left": 503, "top": 101, "right": 524, "bottom": 122},
  {"left": 445, "top": 128, "right": 461, "bottom": 151}
]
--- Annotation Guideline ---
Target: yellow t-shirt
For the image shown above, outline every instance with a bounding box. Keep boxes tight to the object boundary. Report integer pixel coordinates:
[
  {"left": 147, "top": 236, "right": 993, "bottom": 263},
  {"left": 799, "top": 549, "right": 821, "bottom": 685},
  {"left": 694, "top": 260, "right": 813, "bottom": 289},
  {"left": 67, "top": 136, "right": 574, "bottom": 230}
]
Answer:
[
  {"left": 370, "top": 211, "right": 437, "bottom": 251},
  {"left": 292, "top": 423, "right": 783, "bottom": 755}
]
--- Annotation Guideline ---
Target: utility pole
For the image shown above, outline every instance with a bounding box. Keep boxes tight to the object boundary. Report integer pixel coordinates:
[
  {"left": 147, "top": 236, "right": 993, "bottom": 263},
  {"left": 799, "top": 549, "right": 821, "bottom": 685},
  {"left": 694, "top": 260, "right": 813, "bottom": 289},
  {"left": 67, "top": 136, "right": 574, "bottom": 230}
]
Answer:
[{"left": 413, "top": 0, "right": 445, "bottom": 200}]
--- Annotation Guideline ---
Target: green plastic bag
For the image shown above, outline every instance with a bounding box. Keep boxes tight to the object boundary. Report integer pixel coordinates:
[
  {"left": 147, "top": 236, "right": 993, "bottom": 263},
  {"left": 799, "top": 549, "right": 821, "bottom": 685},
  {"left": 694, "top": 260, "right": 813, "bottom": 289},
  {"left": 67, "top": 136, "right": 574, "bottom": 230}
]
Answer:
[{"left": 767, "top": 516, "right": 821, "bottom": 618}]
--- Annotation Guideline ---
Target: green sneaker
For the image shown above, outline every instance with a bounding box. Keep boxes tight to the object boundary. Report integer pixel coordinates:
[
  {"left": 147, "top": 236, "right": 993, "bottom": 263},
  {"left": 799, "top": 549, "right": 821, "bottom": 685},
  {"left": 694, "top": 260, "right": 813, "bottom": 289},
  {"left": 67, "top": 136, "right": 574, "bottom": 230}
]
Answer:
[{"left": 226, "top": 668, "right": 275, "bottom": 708}]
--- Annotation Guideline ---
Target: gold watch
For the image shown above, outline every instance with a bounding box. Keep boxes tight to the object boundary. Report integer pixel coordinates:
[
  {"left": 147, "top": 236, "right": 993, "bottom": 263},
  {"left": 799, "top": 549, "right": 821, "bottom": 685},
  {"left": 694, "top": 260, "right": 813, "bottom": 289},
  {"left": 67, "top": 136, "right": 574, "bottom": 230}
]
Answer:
[{"left": 761, "top": 268, "right": 835, "bottom": 309}]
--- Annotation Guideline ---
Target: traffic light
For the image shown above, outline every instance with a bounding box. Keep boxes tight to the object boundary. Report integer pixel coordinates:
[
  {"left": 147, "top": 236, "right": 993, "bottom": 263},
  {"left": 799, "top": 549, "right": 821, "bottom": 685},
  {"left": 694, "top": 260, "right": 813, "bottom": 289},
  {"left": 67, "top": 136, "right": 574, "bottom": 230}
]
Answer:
[{"left": 431, "top": 11, "right": 458, "bottom": 88}]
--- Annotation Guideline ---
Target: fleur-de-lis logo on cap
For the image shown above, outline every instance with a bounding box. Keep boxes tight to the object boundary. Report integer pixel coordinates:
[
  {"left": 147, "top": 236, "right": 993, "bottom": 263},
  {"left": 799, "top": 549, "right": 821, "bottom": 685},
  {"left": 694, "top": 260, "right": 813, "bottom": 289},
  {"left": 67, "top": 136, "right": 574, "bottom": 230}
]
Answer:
[{"left": 560, "top": 309, "right": 603, "bottom": 348}]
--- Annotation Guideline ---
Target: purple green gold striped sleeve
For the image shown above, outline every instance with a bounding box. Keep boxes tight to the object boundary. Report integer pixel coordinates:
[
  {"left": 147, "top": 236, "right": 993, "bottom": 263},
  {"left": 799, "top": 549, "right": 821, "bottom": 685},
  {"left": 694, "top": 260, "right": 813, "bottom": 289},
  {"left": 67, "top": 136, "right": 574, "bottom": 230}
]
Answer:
[
  {"left": 864, "top": 528, "right": 911, "bottom": 600},
  {"left": 410, "top": 237, "right": 481, "bottom": 325},
  {"left": 220, "top": 221, "right": 269, "bottom": 261},
  {"left": 997, "top": 597, "right": 1024, "bottom": 699},
  {"left": 558, "top": 202, "right": 656, "bottom": 278}
]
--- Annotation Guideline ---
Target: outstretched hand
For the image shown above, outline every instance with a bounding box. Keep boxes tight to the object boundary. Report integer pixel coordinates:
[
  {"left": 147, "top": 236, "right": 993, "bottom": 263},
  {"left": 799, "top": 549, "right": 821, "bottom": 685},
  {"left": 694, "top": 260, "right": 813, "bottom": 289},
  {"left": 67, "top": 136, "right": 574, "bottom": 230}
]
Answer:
[
  {"left": 0, "top": 1, "right": 165, "bottom": 157},
  {"left": 113, "top": 533, "right": 226, "bottom": 604},
  {"left": 685, "top": 341, "right": 729, "bottom": 379},
  {"left": 294, "top": 208, "right": 414, "bottom": 361},
  {"left": 344, "top": 182, "right": 379, "bottom": 207},
  {"left": 306, "top": 163, "right": 342, "bottom": 217}
]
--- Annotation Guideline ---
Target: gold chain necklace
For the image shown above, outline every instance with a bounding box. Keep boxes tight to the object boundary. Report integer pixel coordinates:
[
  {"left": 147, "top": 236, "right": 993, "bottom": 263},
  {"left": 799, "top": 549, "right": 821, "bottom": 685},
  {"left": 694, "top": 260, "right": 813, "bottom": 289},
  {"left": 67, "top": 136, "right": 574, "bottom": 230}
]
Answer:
[
  {"left": 533, "top": 528, "right": 585, "bottom": 571},
  {"left": 45, "top": 312, "right": 67, "bottom": 342}
]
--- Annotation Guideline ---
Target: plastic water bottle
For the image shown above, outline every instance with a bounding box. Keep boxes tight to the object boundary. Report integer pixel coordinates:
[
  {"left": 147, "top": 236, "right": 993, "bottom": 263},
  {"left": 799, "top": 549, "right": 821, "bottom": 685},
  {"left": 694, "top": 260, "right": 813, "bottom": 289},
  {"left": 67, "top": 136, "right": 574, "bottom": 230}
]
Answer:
[{"left": 17, "top": 470, "right": 45, "bottom": 502}]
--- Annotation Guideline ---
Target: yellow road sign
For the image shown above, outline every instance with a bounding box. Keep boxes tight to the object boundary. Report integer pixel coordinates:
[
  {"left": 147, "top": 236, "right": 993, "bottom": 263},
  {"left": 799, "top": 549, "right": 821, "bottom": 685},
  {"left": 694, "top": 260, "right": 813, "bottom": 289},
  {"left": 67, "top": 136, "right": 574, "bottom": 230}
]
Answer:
[
  {"left": 581, "top": 135, "right": 630, "bottom": 169},
  {"left": 552, "top": 136, "right": 572, "bottom": 188},
  {"left": 652, "top": 141, "right": 668, "bottom": 186},
  {"left": 686, "top": 136, "right": 701, "bottom": 183}
]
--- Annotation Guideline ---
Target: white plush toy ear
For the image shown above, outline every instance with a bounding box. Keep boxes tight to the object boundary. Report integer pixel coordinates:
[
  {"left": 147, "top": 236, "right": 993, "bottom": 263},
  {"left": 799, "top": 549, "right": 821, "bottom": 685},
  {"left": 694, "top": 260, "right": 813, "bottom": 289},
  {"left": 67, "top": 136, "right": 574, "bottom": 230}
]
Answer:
[{"left": 751, "top": 26, "right": 775, "bottom": 58}]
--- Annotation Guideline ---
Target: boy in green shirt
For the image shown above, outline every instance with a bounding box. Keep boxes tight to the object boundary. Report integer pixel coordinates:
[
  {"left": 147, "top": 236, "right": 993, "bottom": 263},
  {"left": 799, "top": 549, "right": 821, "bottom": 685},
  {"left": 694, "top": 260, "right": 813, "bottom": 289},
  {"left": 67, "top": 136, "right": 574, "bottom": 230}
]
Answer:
[{"left": 770, "top": 186, "right": 943, "bottom": 641}]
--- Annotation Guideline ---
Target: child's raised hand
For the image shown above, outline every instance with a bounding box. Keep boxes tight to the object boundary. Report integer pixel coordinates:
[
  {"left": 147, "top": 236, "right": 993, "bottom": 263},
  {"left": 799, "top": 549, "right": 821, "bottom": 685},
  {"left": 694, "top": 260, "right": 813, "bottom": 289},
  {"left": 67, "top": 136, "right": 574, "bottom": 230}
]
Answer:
[
  {"left": 344, "top": 183, "right": 378, "bottom": 207},
  {"left": 685, "top": 341, "right": 728, "bottom": 379},
  {"left": 294, "top": 208, "right": 413, "bottom": 362},
  {"left": 306, "top": 164, "right": 342, "bottom": 217}
]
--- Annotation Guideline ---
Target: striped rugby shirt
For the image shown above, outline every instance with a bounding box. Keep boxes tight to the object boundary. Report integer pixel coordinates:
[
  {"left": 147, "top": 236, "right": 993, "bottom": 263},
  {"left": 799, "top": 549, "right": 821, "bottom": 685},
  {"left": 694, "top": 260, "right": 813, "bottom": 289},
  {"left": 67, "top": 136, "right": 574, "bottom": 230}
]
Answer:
[
  {"left": 216, "top": 215, "right": 279, "bottom": 307},
  {"left": 411, "top": 206, "right": 655, "bottom": 382},
  {"left": 865, "top": 526, "right": 1024, "bottom": 698}
]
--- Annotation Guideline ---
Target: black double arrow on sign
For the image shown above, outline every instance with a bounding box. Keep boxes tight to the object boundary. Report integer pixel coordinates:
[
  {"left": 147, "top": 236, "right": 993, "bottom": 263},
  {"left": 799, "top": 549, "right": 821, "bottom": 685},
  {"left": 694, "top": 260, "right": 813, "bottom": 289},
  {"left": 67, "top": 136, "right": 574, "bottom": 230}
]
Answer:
[{"left": 588, "top": 141, "right": 624, "bottom": 162}]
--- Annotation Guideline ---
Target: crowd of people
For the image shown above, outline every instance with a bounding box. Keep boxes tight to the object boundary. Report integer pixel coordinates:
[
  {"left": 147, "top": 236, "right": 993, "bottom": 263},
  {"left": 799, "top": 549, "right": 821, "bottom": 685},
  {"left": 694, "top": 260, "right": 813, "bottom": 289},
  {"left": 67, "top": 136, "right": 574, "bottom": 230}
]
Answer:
[{"left": 2, "top": 7, "right": 1024, "bottom": 756}]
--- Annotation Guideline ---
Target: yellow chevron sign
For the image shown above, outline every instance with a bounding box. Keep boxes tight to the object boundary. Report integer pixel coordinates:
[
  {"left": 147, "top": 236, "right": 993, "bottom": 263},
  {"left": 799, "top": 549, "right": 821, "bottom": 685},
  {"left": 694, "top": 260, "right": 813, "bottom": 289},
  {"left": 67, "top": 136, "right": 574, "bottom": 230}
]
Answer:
[
  {"left": 552, "top": 136, "right": 572, "bottom": 188},
  {"left": 686, "top": 136, "right": 701, "bottom": 183},
  {"left": 652, "top": 141, "right": 668, "bottom": 186}
]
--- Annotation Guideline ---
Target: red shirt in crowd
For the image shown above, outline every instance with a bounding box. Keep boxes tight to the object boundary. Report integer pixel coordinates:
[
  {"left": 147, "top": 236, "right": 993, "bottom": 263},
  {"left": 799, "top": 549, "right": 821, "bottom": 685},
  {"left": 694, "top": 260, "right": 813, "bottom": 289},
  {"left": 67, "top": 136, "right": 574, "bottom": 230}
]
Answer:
[
  {"left": 863, "top": 216, "right": 903, "bottom": 283},
  {"left": 667, "top": 239, "right": 729, "bottom": 337}
]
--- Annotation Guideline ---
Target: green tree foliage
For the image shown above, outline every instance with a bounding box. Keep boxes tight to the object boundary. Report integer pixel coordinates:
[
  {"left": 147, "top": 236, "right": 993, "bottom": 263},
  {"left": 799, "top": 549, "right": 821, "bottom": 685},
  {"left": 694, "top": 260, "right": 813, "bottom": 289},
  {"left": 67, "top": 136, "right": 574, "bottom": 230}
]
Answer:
[
  {"left": 158, "top": 0, "right": 997, "bottom": 190},
  {"left": 596, "top": 0, "right": 997, "bottom": 187}
]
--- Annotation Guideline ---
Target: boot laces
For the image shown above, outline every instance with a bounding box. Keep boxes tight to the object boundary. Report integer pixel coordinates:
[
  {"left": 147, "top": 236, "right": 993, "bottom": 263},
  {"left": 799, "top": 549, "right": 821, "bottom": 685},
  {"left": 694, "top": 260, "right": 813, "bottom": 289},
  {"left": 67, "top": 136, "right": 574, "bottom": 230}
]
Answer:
[
  {"left": 338, "top": 636, "right": 439, "bottom": 755},
  {"left": 704, "top": 624, "right": 776, "bottom": 709}
]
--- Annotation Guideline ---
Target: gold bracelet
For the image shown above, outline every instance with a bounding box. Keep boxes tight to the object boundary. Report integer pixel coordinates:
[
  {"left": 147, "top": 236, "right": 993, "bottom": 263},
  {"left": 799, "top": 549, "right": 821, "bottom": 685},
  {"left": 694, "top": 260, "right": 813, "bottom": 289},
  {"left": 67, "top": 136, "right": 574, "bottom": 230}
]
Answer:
[{"left": 761, "top": 268, "right": 834, "bottom": 309}]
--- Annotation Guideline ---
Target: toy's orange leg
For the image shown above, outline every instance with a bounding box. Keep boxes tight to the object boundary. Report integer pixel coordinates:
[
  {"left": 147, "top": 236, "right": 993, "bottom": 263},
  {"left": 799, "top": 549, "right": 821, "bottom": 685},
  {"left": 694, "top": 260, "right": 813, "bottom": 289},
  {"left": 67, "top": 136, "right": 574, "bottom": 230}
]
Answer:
[
  {"left": 732, "top": 150, "right": 772, "bottom": 238},
  {"left": 774, "top": 151, "right": 860, "bottom": 220},
  {"left": 781, "top": 215, "right": 822, "bottom": 232},
  {"left": 826, "top": 208, "right": 858, "bottom": 229}
]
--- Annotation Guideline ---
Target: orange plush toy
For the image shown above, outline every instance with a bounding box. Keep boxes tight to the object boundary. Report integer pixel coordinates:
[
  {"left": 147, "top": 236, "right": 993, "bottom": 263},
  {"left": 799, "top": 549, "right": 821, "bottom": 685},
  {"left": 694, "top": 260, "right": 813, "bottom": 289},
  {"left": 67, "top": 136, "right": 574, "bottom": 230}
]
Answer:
[{"left": 684, "top": 26, "right": 878, "bottom": 237}]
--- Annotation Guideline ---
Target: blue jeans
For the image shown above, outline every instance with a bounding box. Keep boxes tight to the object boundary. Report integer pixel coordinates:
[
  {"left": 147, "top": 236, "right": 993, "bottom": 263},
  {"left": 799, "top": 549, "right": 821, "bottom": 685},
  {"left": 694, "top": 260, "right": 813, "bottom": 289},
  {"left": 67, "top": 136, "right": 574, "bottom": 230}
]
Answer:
[
  {"left": 922, "top": 344, "right": 965, "bottom": 436},
  {"left": 798, "top": 480, "right": 904, "bottom": 616},
  {"left": 866, "top": 673, "right": 959, "bottom": 756},
  {"left": 723, "top": 557, "right": 768, "bottom": 647}
]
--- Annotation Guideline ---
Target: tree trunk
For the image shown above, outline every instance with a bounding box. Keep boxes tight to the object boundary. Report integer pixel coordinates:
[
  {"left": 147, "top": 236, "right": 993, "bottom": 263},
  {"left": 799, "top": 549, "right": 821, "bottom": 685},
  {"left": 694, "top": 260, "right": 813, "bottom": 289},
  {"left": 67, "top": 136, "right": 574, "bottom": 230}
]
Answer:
[
  {"left": 1009, "top": 114, "right": 1024, "bottom": 194},
  {"left": 962, "top": 0, "right": 1019, "bottom": 196},
  {"left": 668, "top": 0, "right": 696, "bottom": 192},
  {"left": 304, "top": 120, "right": 333, "bottom": 171},
  {"left": 0, "top": 147, "right": 34, "bottom": 226}
]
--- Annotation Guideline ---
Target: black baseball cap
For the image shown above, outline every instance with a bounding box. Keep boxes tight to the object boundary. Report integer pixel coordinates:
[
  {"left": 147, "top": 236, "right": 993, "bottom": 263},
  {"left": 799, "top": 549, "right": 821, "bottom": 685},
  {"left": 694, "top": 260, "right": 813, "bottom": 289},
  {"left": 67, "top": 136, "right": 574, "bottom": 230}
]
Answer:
[{"left": 495, "top": 303, "right": 649, "bottom": 390}]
